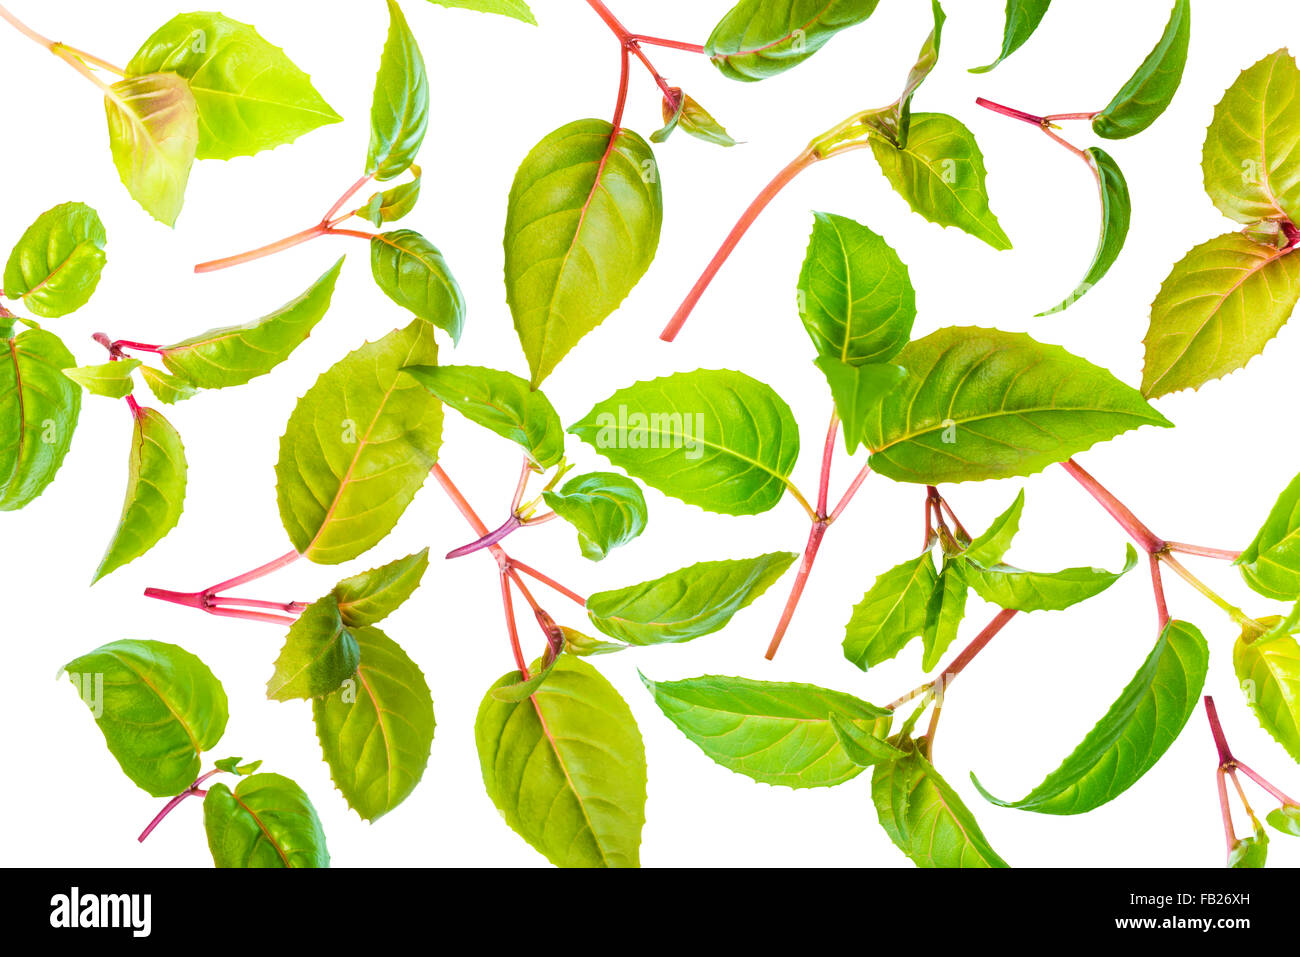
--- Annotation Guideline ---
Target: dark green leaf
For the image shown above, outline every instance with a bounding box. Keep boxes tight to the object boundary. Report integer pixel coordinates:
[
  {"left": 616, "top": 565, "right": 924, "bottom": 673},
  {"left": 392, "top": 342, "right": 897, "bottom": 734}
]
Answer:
[
  {"left": 366, "top": 0, "right": 428, "bottom": 181},
  {"left": 63, "top": 639, "right": 227, "bottom": 797},
  {"left": 1039, "top": 148, "right": 1131, "bottom": 314},
  {"left": 969, "top": 0, "right": 1051, "bottom": 74},
  {"left": 3, "top": 202, "right": 107, "bottom": 317},
  {"left": 706, "top": 0, "right": 881, "bottom": 82},
  {"left": 204, "top": 773, "right": 329, "bottom": 867},
  {"left": 586, "top": 552, "right": 796, "bottom": 645},
  {"left": 961, "top": 544, "right": 1137, "bottom": 613},
  {"left": 844, "top": 551, "right": 939, "bottom": 669},
  {"left": 0, "top": 329, "right": 81, "bottom": 510},
  {"left": 104, "top": 73, "right": 198, "bottom": 226},
  {"left": 332, "top": 548, "right": 430, "bottom": 627},
  {"left": 542, "top": 471, "right": 647, "bottom": 561},
  {"left": 973, "top": 620, "right": 1208, "bottom": 813},
  {"left": 371, "top": 230, "right": 466, "bottom": 343},
  {"left": 1091, "top": 0, "right": 1190, "bottom": 139}
]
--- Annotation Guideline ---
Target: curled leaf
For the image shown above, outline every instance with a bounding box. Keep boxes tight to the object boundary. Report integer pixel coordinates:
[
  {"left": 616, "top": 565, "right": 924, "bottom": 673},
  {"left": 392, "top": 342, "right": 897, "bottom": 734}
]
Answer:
[
  {"left": 542, "top": 471, "right": 647, "bottom": 561},
  {"left": 1038, "top": 147, "right": 1131, "bottom": 314},
  {"left": 1091, "top": 0, "right": 1190, "bottom": 139},
  {"left": 969, "top": 0, "right": 1051, "bottom": 74},
  {"left": 3, "top": 202, "right": 107, "bottom": 318},
  {"left": 370, "top": 230, "right": 466, "bottom": 343},
  {"left": 652, "top": 89, "right": 736, "bottom": 147}
]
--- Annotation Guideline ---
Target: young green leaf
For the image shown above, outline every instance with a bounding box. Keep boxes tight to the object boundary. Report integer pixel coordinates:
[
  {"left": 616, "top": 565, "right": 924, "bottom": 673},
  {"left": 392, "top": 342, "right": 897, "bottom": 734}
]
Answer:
[
  {"left": 267, "top": 595, "right": 361, "bottom": 701},
  {"left": 829, "top": 711, "right": 905, "bottom": 766},
  {"left": 426, "top": 0, "right": 537, "bottom": 25},
  {"left": 276, "top": 321, "right": 443, "bottom": 565},
  {"left": 3, "top": 202, "right": 107, "bottom": 318},
  {"left": 104, "top": 73, "right": 199, "bottom": 227},
  {"left": 922, "top": 560, "right": 969, "bottom": 671},
  {"left": 490, "top": 654, "right": 557, "bottom": 703},
  {"left": 358, "top": 166, "right": 421, "bottom": 226},
  {"left": 643, "top": 673, "right": 891, "bottom": 788},
  {"left": 63, "top": 359, "right": 140, "bottom": 399},
  {"left": 213, "top": 757, "right": 262, "bottom": 776},
  {"left": 870, "top": 113, "right": 1012, "bottom": 250},
  {"left": 797, "top": 212, "right": 916, "bottom": 364},
  {"left": 403, "top": 364, "right": 563, "bottom": 468},
  {"left": 160, "top": 258, "right": 344, "bottom": 388},
  {"left": 1237, "top": 470, "right": 1300, "bottom": 601},
  {"left": 563, "top": 627, "right": 627, "bottom": 657},
  {"left": 1091, "top": 0, "right": 1190, "bottom": 139},
  {"left": 313, "top": 625, "right": 435, "bottom": 821},
  {"left": 366, "top": 0, "right": 429, "bottom": 181},
  {"left": 370, "top": 230, "right": 466, "bottom": 343},
  {"left": 477, "top": 656, "right": 646, "bottom": 867},
  {"left": 964, "top": 490, "right": 1025, "bottom": 565},
  {"left": 706, "top": 0, "right": 881, "bottom": 82},
  {"left": 895, "top": 0, "right": 946, "bottom": 145},
  {"left": 972, "top": 620, "right": 1208, "bottom": 814},
  {"left": 139, "top": 366, "right": 198, "bottom": 405},
  {"left": 844, "top": 551, "right": 939, "bottom": 669},
  {"left": 0, "top": 329, "right": 81, "bottom": 510},
  {"left": 1229, "top": 823, "right": 1269, "bottom": 868},
  {"left": 969, "top": 0, "right": 1051, "bottom": 74},
  {"left": 652, "top": 90, "right": 737, "bottom": 147},
  {"left": 815, "top": 357, "right": 908, "bottom": 454},
  {"left": 1234, "top": 628, "right": 1300, "bottom": 762},
  {"left": 126, "top": 12, "right": 341, "bottom": 161},
  {"left": 204, "top": 772, "right": 329, "bottom": 868},
  {"left": 94, "top": 407, "right": 187, "bottom": 583},
  {"left": 1038, "top": 148, "right": 1131, "bottom": 314},
  {"left": 961, "top": 544, "right": 1138, "bottom": 613},
  {"left": 63, "top": 639, "right": 228, "bottom": 797},
  {"left": 332, "top": 548, "right": 430, "bottom": 627},
  {"left": 1202, "top": 50, "right": 1300, "bottom": 226},
  {"left": 570, "top": 369, "right": 800, "bottom": 516},
  {"left": 1142, "top": 233, "right": 1300, "bottom": 398},
  {"left": 864, "top": 327, "right": 1170, "bottom": 483},
  {"left": 586, "top": 552, "right": 796, "bottom": 645},
  {"left": 1267, "top": 805, "right": 1300, "bottom": 837},
  {"left": 872, "top": 740, "right": 1009, "bottom": 867},
  {"left": 505, "top": 119, "right": 663, "bottom": 386},
  {"left": 542, "top": 471, "right": 648, "bottom": 561}
]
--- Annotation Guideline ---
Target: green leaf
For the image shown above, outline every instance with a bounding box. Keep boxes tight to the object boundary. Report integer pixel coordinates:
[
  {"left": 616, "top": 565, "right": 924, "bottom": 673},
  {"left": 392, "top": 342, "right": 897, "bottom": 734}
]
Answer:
[
  {"left": 3, "top": 202, "right": 107, "bottom": 318},
  {"left": 1237, "top": 470, "right": 1300, "bottom": 601},
  {"left": 104, "top": 73, "right": 198, "bottom": 227},
  {"left": 922, "top": 560, "right": 969, "bottom": 671},
  {"left": 964, "top": 490, "right": 1025, "bottom": 565},
  {"left": 313, "top": 625, "right": 434, "bottom": 821},
  {"left": 586, "top": 552, "right": 796, "bottom": 645},
  {"left": 332, "top": 548, "right": 430, "bottom": 627},
  {"left": 403, "top": 364, "right": 562, "bottom": 468},
  {"left": 504, "top": 119, "right": 663, "bottom": 386},
  {"left": 425, "top": 0, "right": 537, "bottom": 25},
  {"left": 651, "top": 90, "right": 737, "bottom": 147},
  {"left": 542, "top": 471, "right": 648, "bottom": 561},
  {"left": 126, "top": 12, "right": 340, "bottom": 161},
  {"left": 562, "top": 627, "right": 627, "bottom": 657},
  {"left": 643, "top": 673, "right": 890, "bottom": 788},
  {"left": 1235, "top": 628, "right": 1300, "bottom": 762},
  {"left": 1038, "top": 148, "right": 1131, "bottom": 314},
  {"left": 1202, "top": 49, "right": 1300, "bottom": 225},
  {"left": 0, "top": 329, "right": 81, "bottom": 510},
  {"left": 895, "top": 0, "right": 946, "bottom": 145},
  {"left": 276, "top": 321, "right": 442, "bottom": 565},
  {"left": 160, "top": 258, "right": 344, "bottom": 389},
  {"left": 139, "top": 366, "right": 198, "bottom": 405},
  {"left": 870, "top": 113, "right": 1012, "bottom": 251},
  {"left": 569, "top": 369, "right": 800, "bottom": 516},
  {"left": 1229, "top": 823, "right": 1269, "bottom": 868},
  {"left": 1267, "top": 805, "right": 1300, "bottom": 837},
  {"left": 370, "top": 230, "right": 466, "bottom": 343},
  {"left": 366, "top": 0, "right": 428, "bottom": 181},
  {"left": 962, "top": 544, "right": 1137, "bottom": 613},
  {"left": 63, "top": 639, "right": 227, "bottom": 797},
  {"left": 973, "top": 620, "right": 1208, "bottom": 813},
  {"left": 797, "top": 212, "right": 916, "bottom": 364},
  {"left": 843, "top": 551, "right": 939, "bottom": 669},
  {"left": 872, "top": 740, "right": 1008, "bottom": 867},
  {"left": 706, "top": 0, "right": 881, "bottom": 82},
  {"left": 815, "top": 357, "right": 908, "bottom": 454},
  {"left": 1091, "top": 0, "right": 1190, "bottom": 139},
  {"left": 267, "top": 595, "right": 360, "bottom": 701},
  {"left": 63, "top": 359, "right": 140, "bottom": 399},
  {"left": 214, "top": 757, "right": 261, "bottom": 776},
  {"left": 358, "top": 166, "right": 421, "bottom": 226},
  {"left": 829, "top": 711, "right": 905, "bottom": 766},
  {"left": 477, "top": 656, "right": 646, "bottom": 867},
  {"left": 969, "top": 0, "right": 1051, "bottom": 74},
  {"left": 490, "top": 654, "right": 558, "bottom": 703},
  {"left": 94, "top": 407, "right": 187, "bottom": 583},
  {"left": 1142, "top": 233, "right": 1300, "bottom": 398},
  {"left": 204, "top": 772, "right": 329, "bottom": 867},
  {"left": 863, "top": 327, "right": 1171, "bottom": 484}
]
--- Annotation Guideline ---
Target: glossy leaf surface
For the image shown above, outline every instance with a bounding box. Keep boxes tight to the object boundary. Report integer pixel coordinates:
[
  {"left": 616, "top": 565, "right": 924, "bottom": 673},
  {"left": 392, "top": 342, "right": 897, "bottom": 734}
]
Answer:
[
  {"left": 830, "top": 711, "right": 905, "bottom": 765},
  {"left": 140, "top": 367, "right": 198, "bottom": 404},
  {"left": 370, "top": 230, "right": 466, "bottom": 343},
  {"left": 961, "top": 545, "right": 1137, "bottom": 613},
  {"left": 204, "top": 773, "right": 329, "bottom": 867},
  {"left": 366, "top": 0, "right": 428, "bottom": 180},
  {"left": 1091, "top": 0, "right": 1190, "bottom": 139},
  {"left": 267, "top": 595, "right": 360, "bottom": 701},
  {"left": 1267, "top": 805, "right": 1300, "bottom": 837},
  {"left": 706, "top": 0, "right": 881, "bottom": 82},
  {"left": 427, "top": 0, "right": 537, "bottom": 25},
  {"left": 542, "top": 471, "right": 648, "bottom": 561},
  {"left": 3, "top": 202, "right": 107, "bottom": 318},
  {"left": 652, "top": 91, "right": 736, "bottom": 147},
  {"left": 964, "top": 490, "right": 1024, "bottom": 565},
  {"left": 1039, "top": 148, "right": 1130, "bottom": 314},
  {"left": 0, "top": 329, "right": 81, "bottom": 510},
  {"left": 1235, "top": 629, "right": 1300, "bottom": 762},
  {"left": 969, "top": 0, "right": 1051, "bottom": 74},
  {"left": 333, "top": 549, "right": 430, "bottom": 627},
  {"left": 921, "top": 560, "right": 968, "bottom": 671},
  {"left": 1238, "top": 470, "right": 1300, "bottom": 601},
  {"left": 359, "top": 166, "right": 421, "bottom": 226},
  {"left": 104, "top": 73, "right": 198, "bottom": 226},
  {"left": 63, "top": 359, "right": 139, "bottom": 400},
  {"left": 844, "top": 552, "right": 939, "bottom": 670},
  {"left": 815, "top": 357, "right": 907, "bottom": 454},
  {"left": 1229, "top": 824, "right": 1269, "bottom": 868}
]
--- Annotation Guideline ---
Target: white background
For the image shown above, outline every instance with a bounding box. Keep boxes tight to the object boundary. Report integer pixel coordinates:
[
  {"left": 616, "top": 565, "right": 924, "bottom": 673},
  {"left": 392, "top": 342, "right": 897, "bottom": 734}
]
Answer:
[{"left": 2, "top": 0, "right": 1298, "bottom": 868}]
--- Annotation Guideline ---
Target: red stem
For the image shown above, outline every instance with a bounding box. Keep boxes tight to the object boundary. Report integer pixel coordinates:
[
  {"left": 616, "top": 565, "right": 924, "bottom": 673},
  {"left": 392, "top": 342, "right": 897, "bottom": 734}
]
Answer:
[
  {"left": 206, "top": 550, "right": 301, "bottom": 594},
  {"left": 1149, "top": 553, "right": 1170, "bottom": 630},
  {"left": 630, "top": 34, "right": 705, "bottom": 54},
  {"left": 510, "top": 559, "right": 587, "bottom": 606},
  {"left": 1060, "top": 459, "right": 1165, "bottom": 554},
  {"left": 1204, "top": 696, "right": 1234, "bottom": 765},
  {"left": 499, "top": 570, "right": 529, "bottom": 677},
  {"left": 975, "top": 97, "right": 1045, "bottom": 126},
  {"left": 817, "top": 413, "right": 838, "bottom": 516},
  {"left": 661, "top": 148, "right": 818, "bottom": 341},
  {"left": 1217, "top": 767, "right": 1237, "bottom": 853},
  {"left": 113, "top": 339, "right": 162, "bottom": 354},
  {"left": 137, "top": 769, "right": 223, "bottom": 842},
  {"left": 939, "top": 608, "right": 1019, "bottom": 685},
  {"left": 1234, "top": 760, "right": 1299, "bottom": 807},
  {"left": 764, "top": 522, "right": 828, "bottom": 660},
  {"left": 828, "top": 464, "right": 871, "bottom": 523},
  {"left": 1165, "top": 542, "right": 1242, "bottom": 561}
]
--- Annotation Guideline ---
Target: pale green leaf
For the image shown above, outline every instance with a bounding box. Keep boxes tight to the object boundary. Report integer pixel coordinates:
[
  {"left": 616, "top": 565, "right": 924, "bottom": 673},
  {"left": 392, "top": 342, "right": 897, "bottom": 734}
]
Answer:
[
  {"left": 104, "top": 73, "right": 198, "bottom": 226},
  {"left": 843, "top": 551, "right": 939, "bottom": 669},
  {"left": 63, "top": 359, "right": 140, "bottom": 399},
  {"left": 3, "top": 202, "right": 107, "bottom": 318}
]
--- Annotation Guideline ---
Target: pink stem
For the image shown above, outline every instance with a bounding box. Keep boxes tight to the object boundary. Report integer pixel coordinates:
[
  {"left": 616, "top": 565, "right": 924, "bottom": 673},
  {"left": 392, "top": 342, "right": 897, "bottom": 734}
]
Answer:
[
  {"left": 446, "top": 514, "right": 522, "bottom": 559},
  {"left": 208, "top": 596, "right": 307, "bottom": 613},
  {"left": 322, "top": 173, "right": 374, "bottom": 223},
  {"left": 1149, "top": 554, "right": 1170, "bottom": 630},
  {"left": 975, "top": 96, "right": 1045, "bottom": 126},
  {"left": 1234, "top": 761, "right": 1299, "bottom": 807},
  {"left": 194, "top": 224, "right": 326, "bottom": 273},
  {"left": 137, "top": 769, "right": 223, "bottom": 842},
  {"left": 765, "top": 521, "right": 828, "bottom": 660},
  {"left": 817, "top": 413, "right": 838, "bottom": 517},
  {"left": 509, "top": 559, "right": 587, "bottom": 606},
  {"left": 1165, "top": 542, "right": 1242, "bottom": 561},
  {"left": 206, "top": 550, "right": 301, "bottom": 594},
  {"left": 1205, "top": 696, "right": 1234, "bottom": 765},
  {"left": 829, "top": 465, "right": 871, "bottom": 523},
  {"left": 630, "top": 34, "right": 705, "bottom": 54},
  {"left": 1060, "top": 459, "right": 1165, "bottom": 554}
]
